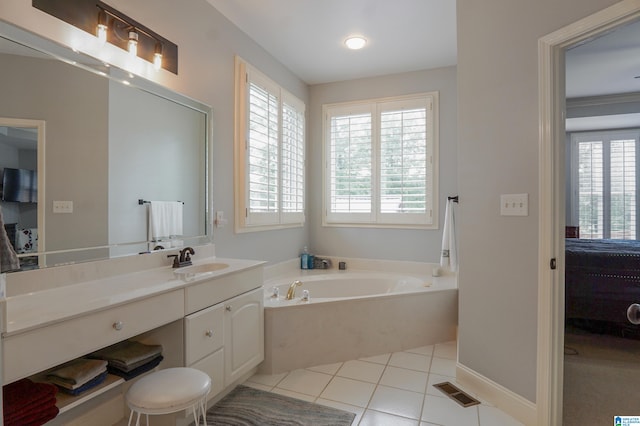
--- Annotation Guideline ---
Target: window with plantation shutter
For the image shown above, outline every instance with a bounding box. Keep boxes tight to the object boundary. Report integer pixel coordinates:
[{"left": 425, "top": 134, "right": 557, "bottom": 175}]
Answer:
[
  {"left": 235, "top": 57, "right": 305, "bottom": 231},
  {"left": 570, "top": 130, "right": 639, "bottom": 239},
  {"left": 323, "top": 93, "right": 438, "bottom": 228}
]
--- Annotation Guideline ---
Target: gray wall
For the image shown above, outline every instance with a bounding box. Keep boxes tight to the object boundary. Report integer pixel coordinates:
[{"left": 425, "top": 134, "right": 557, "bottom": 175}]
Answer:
[
  {"left": 0, "top": 53, "right": 109, "bottom": 252},
  {"left": 308, "top": 67, "right": 458, "bottom": 261},
  {"left": 0, "top": 0, "right": 309, "bottom": 264},
  {"left": 456, "top": 0, "right": 620, "bottom": 403}
]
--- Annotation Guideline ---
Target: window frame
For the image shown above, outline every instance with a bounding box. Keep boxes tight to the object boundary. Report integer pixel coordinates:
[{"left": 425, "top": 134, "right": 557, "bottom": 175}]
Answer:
[
  {"left": 322, "top": 92, "right": 439, "bottom": 229},
  {"left": 234, "top": 56, "right": 306, "bottom": 233},
  {"left": 569, "top": 128, "right": 640, "bottom": 239}
]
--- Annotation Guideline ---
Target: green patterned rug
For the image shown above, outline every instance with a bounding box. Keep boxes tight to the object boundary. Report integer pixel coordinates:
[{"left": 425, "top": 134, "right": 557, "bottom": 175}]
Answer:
[{"left": 203, "top": 385, "right": 355, "bottom": 425}]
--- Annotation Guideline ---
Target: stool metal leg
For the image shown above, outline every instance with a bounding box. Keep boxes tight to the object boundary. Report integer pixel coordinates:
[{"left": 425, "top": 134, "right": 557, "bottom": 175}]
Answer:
[{"left": 127, "top": 410, "right": 134, "bottom": 426}]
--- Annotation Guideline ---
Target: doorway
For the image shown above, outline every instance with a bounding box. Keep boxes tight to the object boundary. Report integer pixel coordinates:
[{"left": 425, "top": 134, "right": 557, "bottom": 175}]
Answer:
[
  {"left": 0, "top": 117, "right": 45, "bottom": 270},
  {"left": 538, "top": 2, "right": 640, "bottom": 425}
]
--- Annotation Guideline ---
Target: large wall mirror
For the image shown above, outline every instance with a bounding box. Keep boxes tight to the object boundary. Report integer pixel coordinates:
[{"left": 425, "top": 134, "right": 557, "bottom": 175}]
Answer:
[{"left": 0, "top": 21, "right": 212, "bottom": 272}]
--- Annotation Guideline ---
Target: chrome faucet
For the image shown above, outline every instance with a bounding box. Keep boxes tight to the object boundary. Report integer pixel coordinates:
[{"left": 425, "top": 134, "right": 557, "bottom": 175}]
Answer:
[{"left": 286, "top": 280, "right": 303, "bottom": 300}]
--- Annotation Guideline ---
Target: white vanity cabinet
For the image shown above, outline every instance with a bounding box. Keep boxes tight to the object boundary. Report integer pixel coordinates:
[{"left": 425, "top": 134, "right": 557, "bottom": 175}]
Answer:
[{"left": 184, "top": 267, "right": 264, "bottom": 399}]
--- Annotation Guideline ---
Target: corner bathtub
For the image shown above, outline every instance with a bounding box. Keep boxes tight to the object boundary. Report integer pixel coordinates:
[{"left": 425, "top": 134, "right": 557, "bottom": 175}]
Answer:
[{"left": 259, "top": 271, "right": 458, "bottom": 374}]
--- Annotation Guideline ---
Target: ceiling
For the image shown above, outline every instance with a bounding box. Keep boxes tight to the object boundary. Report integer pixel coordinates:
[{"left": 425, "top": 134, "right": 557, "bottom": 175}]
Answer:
[{"left": 207, "top": 0, "right": 457, "bottom": 85}]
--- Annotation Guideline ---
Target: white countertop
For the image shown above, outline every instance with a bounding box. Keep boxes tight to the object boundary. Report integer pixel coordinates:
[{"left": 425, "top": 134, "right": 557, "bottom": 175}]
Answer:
[{"left": 3, "top": 257, "right": 265, "bottom": 336}]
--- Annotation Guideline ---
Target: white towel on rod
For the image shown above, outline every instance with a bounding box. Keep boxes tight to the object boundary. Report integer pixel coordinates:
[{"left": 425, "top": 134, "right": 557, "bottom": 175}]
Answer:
[
  {"left": 148, "top": 201, "right": 183, "bottom": 240},
  {"left": 440, "top": 198, "right": 458, "bottom": 272}
]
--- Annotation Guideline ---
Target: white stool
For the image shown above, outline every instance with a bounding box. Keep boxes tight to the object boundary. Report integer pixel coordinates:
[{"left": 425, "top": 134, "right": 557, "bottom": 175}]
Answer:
[{"left": 125, "top": 367, "right": 211, "bottom": 426}]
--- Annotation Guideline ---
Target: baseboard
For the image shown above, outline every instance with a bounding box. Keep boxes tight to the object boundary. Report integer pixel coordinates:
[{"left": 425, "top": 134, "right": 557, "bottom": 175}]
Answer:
[{"left": 456, "top": 363, "right": 537, "bottom": 425}]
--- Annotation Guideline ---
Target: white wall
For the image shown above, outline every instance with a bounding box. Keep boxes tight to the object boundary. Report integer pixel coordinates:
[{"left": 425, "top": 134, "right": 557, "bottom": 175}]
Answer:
[
  {"left": 456, "top": 0, "right": 620, "bottom": 404},
  {"left": 0, "top": 0, "right": 309, "bottom": 264},
  {"left": 308, "top": 67, "right": 458, "bottom": 261}
]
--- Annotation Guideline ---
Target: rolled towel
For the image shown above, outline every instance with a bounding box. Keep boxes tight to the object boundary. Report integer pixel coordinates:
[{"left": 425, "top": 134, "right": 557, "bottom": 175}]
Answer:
[{"left": 46, "top": 358, "right": 108, "bottom": 390}]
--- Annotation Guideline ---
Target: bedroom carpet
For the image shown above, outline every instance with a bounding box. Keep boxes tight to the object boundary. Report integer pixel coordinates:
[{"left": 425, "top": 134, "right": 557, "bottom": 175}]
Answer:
[
  {"left": 563, "top": 330, "right": 640, "bottom": 426},
  {"left": 201, "top": 385, "right": 355, "bottom": 425}
]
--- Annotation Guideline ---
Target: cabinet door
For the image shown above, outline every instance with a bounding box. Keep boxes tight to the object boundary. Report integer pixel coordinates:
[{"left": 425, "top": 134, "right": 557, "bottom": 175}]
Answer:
[{"left": 224, "top": 288, "right": 264, "bottom": 385}]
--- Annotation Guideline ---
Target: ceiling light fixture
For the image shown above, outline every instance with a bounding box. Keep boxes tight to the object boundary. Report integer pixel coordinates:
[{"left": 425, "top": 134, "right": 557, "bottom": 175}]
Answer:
[{"left": 345, "top": 36, "right": 367, "bottom": 50}]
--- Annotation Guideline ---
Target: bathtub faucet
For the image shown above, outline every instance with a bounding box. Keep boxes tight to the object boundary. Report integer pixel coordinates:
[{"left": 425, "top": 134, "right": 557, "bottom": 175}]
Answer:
[{"left": 286, "top": 280, "right": 303, "bottom": 300}]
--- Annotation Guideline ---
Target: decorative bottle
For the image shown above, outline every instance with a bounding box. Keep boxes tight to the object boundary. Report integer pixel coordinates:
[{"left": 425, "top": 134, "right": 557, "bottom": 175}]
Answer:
[{"left": 301, "top": 246, "right": 309, "bottom": 270}]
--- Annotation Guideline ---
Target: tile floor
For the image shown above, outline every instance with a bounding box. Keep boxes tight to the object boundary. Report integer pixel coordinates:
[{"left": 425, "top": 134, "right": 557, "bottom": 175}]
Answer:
[{"left": 244, "top": 341, "right": 524, "bottom": 426}]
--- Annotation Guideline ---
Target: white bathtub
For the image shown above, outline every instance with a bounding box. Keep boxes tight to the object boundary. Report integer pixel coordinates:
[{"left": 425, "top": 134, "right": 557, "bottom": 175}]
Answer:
[
  {"left": 260, "top": 269, "right": 458, "bottom": 374},
  {"left": 264, "top": 272, "right": 441, "bottom": 304}
]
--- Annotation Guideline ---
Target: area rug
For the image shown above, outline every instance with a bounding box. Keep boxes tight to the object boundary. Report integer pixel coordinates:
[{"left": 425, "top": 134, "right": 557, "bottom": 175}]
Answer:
[{"left": 202, "top": 385, "right": 355, "bottom": 426}]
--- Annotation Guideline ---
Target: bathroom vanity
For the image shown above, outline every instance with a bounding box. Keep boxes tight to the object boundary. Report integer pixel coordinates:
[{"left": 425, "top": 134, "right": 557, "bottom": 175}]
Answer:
[{"left": 1, "top": 247, "right": 265, "bottom": 425}]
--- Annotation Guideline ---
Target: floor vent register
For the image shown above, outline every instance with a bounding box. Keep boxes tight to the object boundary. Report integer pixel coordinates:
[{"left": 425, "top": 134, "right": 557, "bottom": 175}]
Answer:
[{"left": 433, "top": 382, "right": 481, "bottom": 408}]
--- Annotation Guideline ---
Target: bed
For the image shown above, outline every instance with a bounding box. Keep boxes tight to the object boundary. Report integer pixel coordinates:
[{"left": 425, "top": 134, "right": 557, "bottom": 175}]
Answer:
[{"left": 565, "top": 238, "right": 640, "bottom": 328}]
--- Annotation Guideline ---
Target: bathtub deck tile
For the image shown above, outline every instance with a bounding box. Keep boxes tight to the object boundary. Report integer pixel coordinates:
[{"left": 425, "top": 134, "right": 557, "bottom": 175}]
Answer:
[{"left": 336, "top": 360, "right": 385, "bottom": 383}]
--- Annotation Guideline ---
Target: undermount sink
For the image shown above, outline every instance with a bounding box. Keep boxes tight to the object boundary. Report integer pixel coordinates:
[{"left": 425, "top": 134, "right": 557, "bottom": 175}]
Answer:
[{"left": 174, "top": 262, "right": 229, "bottom": 280}]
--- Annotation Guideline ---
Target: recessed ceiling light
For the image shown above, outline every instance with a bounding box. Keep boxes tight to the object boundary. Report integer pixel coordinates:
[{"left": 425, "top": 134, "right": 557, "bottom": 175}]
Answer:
[{"left": 344, "top": 36, "right": 367, "bottom": 50}]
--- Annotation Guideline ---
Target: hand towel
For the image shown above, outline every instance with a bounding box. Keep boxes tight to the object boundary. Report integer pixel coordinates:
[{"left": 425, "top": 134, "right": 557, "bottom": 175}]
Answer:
[
  {"left": 56, "top": 371, "right": 108, "bottom": 396},
  {"left": 440, "top": 198, "right": 458, "bottom": 272},
  {"left": 107, "top": 355, "right": 163, "bottom": 381},
  {"left": 148, "top": 201, "right": 183, "bottom": 240},
  {"left": 3, "top": 378, "right": 59, "bottom": 425},
  {"left": 0, "top": 206, "right": 20, "bottom": 272}
]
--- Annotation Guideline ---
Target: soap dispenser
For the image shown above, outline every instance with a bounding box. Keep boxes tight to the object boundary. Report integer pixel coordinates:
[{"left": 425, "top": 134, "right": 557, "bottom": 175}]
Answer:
[{"left": 301, "top": 246, "right": 309, "bottom": 270}]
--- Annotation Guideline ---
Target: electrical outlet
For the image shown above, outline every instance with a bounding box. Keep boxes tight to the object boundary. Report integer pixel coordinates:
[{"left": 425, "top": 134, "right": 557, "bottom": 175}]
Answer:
[
  {"left": 53, "top": 200, "right": 73, "bottom": 214},
  {"left": 500, "top": 193, "right": 528, "bottom": 216}
]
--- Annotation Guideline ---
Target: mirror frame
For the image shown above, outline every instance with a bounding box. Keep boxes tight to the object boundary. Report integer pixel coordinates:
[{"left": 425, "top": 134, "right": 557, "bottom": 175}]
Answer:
[{"left": 0, "top": 19, "right": 214, "bottom": 271}]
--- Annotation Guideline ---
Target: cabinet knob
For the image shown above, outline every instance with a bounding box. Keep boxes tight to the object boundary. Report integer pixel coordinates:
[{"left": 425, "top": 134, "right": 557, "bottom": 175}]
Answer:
[
  {"left": 225, "top": 305, "right": 232, "bottom": 312},
  {"left": 113, "top": 321, "right": 124, "bottom": 331},
  {"left": 627, "top": 303, "right": 640, "bottom": 325},
  {"left": 205, "top": 330, "right": 214, "bottom": 338}
]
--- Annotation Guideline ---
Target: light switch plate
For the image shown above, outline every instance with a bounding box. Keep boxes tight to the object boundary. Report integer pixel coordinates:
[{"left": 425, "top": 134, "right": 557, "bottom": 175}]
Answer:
[
  {"left": 53, "top": 200, "right": 73, "bottom": 213},
  {"left": 500, "top": 193, "right": 528, "bottom": 216}
]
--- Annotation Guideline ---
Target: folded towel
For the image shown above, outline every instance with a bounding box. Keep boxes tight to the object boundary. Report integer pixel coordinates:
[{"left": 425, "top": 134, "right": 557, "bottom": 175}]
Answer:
[
  {"left": 56, "top": 371, "right": 108, "bottom": 396},
  {"left": 89, "top": 340, "right": 163, "bottom": 369},
  {"left": 46, "top": 358, "right": 108, "bottom": 389},
  {"left": 148, "top": 201, "right": 183, "bottom": 240},
  {"left": 0, "top": 206, "right": 20, "bottom": 272},
  {"left": 3, "top": 378, "right": 58, "bottom": 425},
  {"left": 108, "top": 355, "right": 164, "bottom": 381},
  {"left": 5, "top": 402, "right": 59, "bottom": 426}
]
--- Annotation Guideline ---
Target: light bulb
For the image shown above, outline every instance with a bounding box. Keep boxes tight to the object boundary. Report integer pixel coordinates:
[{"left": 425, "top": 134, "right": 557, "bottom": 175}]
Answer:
[
  {"left": 96, "top": 10, "right": 108, "bottom": 44},
  {"left": 128, "top": 31, "right": 138, "bottom": 57},
  {"left": 153, "top": 42, "right": 163, "bottom": 71}
]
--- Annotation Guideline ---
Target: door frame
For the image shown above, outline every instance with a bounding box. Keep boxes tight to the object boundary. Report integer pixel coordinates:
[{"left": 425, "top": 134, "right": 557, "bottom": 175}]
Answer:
[{"left": 537, "top": 1, "right": 640, "bottom": 424}]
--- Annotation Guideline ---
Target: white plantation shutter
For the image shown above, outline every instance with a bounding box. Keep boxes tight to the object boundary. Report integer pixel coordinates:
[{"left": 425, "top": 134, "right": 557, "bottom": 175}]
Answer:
[
  {"left": 324, "top": 93, "right": 437, "bottom": 228},
  {"left": 247, "top": 76, "right": 279, "bottom": 225},
  {"left": 379, "top": 98, "right": 432, "bottom": 225},
  {"left": 572, "top": 130, "right": 639, "bottom": 239},
  {"left": 236, "top": 57, "right": 305, "bottom": 230},
  {"left": 327, "top": 104, "right": 373, "bottom": 223},
  {"left": 281, "top": 93, "right": 305, "bottom": 223}
]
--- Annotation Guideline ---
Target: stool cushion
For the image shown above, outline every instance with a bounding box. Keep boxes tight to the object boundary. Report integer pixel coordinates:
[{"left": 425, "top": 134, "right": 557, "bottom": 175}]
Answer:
[{"left": 126, "top": 368, "right": 211, "bottom": 415}]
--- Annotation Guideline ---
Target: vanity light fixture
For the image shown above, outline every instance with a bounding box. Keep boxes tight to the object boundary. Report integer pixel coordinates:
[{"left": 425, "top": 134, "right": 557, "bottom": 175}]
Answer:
[
  {"left": 344, "top": 36, "right": 367, "bottom": 50},
  {"left": 32, "top": 0, "right": 179, "bottom": 74}
]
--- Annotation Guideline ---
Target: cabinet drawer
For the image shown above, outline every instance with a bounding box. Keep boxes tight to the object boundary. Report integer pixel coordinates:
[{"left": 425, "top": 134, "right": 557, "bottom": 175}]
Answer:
[
  {"left": 185, "top": 303, "right": 224, "bottom": 365},
  {"left": 3, "top": 290, "right": 184, "bottom": 383},
  {"left": 190, "top": 348, "right": 224, "bottom": 400},
  {"left": 185, "top": 267, "right": 263, "bottom": 314}
]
